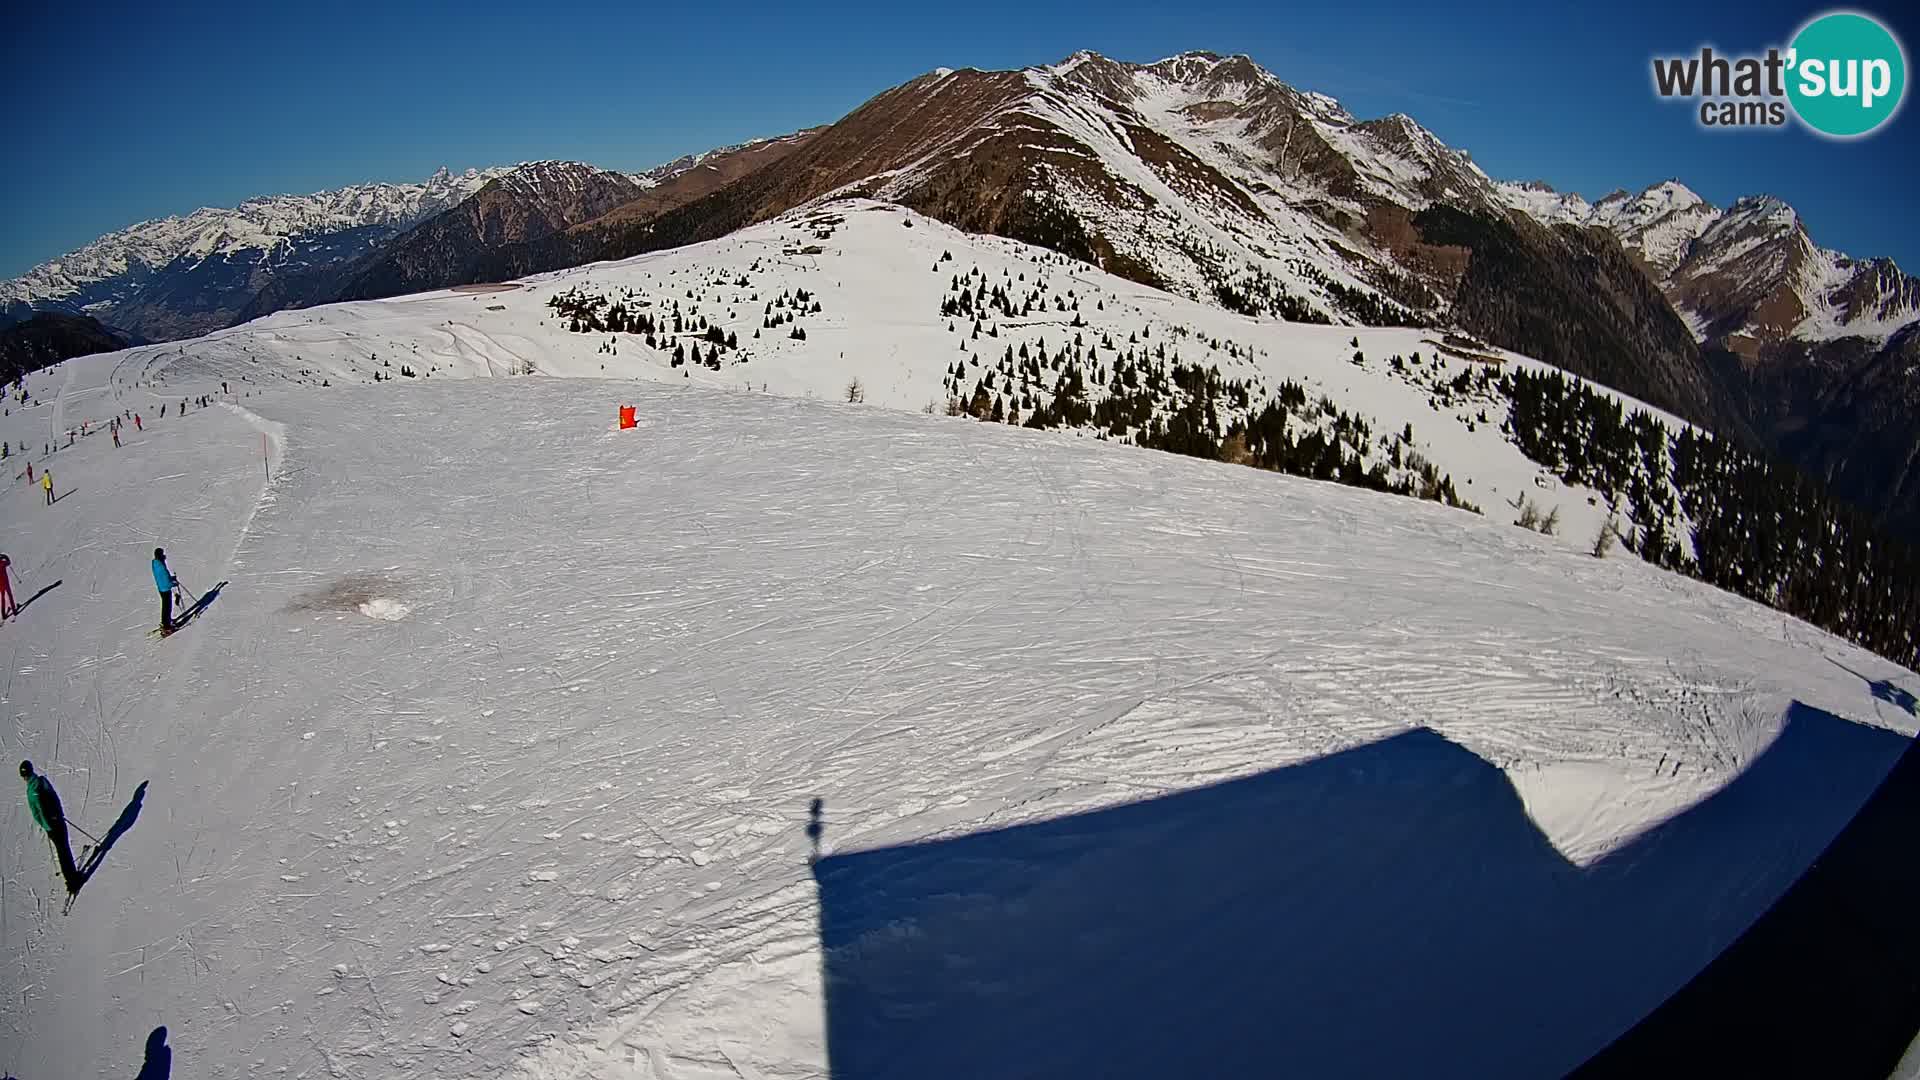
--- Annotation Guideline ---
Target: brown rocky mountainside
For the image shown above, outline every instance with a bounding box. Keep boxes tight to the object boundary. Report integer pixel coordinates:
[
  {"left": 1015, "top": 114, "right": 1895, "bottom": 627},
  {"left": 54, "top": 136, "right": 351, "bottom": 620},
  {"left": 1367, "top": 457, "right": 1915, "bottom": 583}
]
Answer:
[
  {"left": 1795, "top": 325, "right": 1920, "bottom": 536},
  {"left": 337, "top": 137, "right": 816, "bottom": 303},
  {"left": 579, "top": 131, "right": 822, "bottom": 231},
  {"left": 237, "top": 162, "right": 650, "bottom": 324},
  {"left": 1409, "top": 206, "right": 1752, "bottom": 442},
  {"left": 1706, "top": 329, "right": 1920, "bottom": 536},
  {"left": 336, "top": 161, "right": 660, "bottom": 300},
  {"left": 1664, "top": 198, "right": 1920, "bottom": 356}
]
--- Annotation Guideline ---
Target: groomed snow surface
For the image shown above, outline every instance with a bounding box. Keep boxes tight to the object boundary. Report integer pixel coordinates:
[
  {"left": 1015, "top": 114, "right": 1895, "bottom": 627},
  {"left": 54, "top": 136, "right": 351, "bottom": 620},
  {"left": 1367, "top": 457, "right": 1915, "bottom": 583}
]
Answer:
[{"left": 3, "top": 211, "right": 1918, "bottom": 1079}]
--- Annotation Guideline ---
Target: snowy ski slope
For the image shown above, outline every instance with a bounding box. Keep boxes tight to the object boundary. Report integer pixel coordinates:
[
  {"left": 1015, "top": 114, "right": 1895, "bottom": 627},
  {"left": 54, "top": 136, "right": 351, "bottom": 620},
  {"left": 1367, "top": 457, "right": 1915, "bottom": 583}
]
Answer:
[{"left": 1, "top": 207, "right": 1917, "bottom": 1078}]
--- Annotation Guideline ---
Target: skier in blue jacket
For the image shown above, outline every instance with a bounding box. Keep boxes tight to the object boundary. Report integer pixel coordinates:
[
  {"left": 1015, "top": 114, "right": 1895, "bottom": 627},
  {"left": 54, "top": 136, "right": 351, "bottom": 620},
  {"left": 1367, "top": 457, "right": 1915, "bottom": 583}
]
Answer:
[{"left": 153, "top": 548, "right": 180, "bottom": 636}]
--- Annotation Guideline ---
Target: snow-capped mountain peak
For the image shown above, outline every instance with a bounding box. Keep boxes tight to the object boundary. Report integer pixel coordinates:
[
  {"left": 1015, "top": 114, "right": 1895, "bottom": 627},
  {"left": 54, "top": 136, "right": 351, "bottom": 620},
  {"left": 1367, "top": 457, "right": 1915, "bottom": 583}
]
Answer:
[
  {"left": 490, "top": 160, "right": 631, "bottom": 200},
  {"left": 1717, "top": 194, "right": 1798, "bottom": 232},
  {"left": 1536, "top": 182, "right": 1920, "bottom": 350},
  {"left": 1499, "top": 178, "right": 1718, "bottom": 275},
  {"left": 1, "top": 166, "right": 507, "bottom": 319},
  {"left": 1495, "top": 180, "right": 1595, "bottom": 225}
]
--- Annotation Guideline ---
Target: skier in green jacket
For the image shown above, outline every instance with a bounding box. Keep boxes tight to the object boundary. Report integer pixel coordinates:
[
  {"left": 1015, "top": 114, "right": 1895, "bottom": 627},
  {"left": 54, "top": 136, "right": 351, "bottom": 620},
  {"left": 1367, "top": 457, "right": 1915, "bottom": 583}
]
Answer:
[{"left": 20, "top": 760, "right": 84, "bottom": 895}]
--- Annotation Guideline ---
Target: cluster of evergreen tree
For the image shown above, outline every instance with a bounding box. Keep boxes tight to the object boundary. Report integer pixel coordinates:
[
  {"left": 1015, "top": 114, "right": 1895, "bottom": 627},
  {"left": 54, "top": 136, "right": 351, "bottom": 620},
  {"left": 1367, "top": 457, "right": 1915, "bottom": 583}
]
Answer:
[
  {"left": 1502, "top": 367, "right": 1919, "bottom": 668},
  {"left": 547, "top": 284, "right": 772, "bottom": 372},
  {"left": 1210, "top": 264, "right": 1328, "bottom": 324},
  {"left": 670, "top": 340, "right": 727, "bottom": 370},
  {"left": 1241, "top": 388, "right": 1475, "bottom": 509},
  {"left": 936, "top": 307, "right": 1478, "bottom": 515},
  {"left": 939, "top": 264, "right": 1086, "bottom": 324},
  {"left": 1366, "top": 348, "right": 1507, "bottom": 432},
  {"left": 763, "top": 288, "right": 820, "bottom": 340},
  {"left": 547, "top": 287, "right": 663, "bottom": 337},
  {"left": 1207, "top": 260, "right": 1431, "bottom": 329},
  {"left": 1289, "top": 263, "right": 1427, "bottom": 329},
  {"left": 1673, "top": 430, "right": 1918, "bottom": 667}
]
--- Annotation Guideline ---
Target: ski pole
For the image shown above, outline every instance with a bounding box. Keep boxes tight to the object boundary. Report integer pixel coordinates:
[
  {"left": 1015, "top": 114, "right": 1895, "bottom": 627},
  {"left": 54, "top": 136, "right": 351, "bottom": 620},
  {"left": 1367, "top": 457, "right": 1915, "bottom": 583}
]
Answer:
[{"left": 68, "top": 822, "right": 100, "bottom": 844}]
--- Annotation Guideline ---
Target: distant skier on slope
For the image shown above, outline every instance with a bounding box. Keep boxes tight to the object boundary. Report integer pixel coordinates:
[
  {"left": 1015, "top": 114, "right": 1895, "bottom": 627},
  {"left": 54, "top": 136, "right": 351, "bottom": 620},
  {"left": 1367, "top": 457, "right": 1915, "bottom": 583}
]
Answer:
[
  {"left": 133, "top": 413, "right": 142, "bottom": 432},
  {"left": 153, "top": 548, "right": 180, "bottom": 636},
  {"left": 40, "top": 469, "right": 53, "bottom": 506},
  {"left": 20, "top": 761, "right": 84, "bottom": 896},
  {"left": 0, "top": 553, "right": 14, "bottom": 619}
]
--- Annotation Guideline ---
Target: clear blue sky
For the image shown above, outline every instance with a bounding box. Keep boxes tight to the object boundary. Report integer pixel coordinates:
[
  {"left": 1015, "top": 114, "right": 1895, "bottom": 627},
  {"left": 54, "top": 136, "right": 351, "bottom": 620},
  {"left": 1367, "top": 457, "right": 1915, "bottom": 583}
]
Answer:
[{"left": 3, "top": 0, "right": 1915, "bottom": 278}]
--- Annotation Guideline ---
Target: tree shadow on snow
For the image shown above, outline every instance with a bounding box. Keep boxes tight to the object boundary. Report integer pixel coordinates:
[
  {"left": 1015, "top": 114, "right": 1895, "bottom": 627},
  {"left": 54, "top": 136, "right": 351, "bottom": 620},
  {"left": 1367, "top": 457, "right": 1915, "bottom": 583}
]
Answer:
[
  {"left": 75, "top": 781, "right": 147, "bottom": 891},
  {"left": 810, "top": 705, "right": 1912, "bottom": 1080}
]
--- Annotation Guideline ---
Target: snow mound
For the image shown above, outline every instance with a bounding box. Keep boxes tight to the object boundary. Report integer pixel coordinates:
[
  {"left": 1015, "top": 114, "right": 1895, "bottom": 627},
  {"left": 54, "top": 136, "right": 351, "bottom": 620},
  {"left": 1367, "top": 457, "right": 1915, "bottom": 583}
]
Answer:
[{"left": 358, "top": 597, "right": 410, "bottom": 621}]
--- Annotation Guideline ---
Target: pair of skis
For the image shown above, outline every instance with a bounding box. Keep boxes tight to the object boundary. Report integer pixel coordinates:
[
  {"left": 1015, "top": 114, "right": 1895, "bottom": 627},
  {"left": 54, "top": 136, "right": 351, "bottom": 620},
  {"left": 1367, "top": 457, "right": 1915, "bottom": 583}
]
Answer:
[
  {"left": 52, "top": 843, "right": 98, "bottom": 916},
  {"left": 57, "top": 841, "right": 113, "bottom": 915}
]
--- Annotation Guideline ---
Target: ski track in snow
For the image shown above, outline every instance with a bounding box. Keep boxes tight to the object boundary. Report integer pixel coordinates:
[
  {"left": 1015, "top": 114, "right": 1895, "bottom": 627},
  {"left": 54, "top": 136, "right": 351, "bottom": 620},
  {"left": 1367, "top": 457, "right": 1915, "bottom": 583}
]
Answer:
[{"left": 0, "top": 234, "right": 1916, "bottom": 1078}]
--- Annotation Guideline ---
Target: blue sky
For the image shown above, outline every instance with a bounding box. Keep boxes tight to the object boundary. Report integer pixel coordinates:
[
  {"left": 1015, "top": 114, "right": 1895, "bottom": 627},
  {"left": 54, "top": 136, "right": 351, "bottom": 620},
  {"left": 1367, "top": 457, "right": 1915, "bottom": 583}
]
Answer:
[{"left": 3, "top": 0, "right": 1915, "bottom": 278}]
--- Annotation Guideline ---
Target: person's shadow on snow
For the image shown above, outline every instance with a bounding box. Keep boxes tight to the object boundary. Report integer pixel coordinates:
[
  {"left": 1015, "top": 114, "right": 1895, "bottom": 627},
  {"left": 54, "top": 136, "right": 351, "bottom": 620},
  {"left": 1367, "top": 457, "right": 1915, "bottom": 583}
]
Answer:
[
  {"left": 75, "top": 781, "right": 148, "bottom": 892},
  {"left": 1828, "top": 656, "right": 1919, "bottom": 717},
  {"left": 11, "top": 578, "right": 63, "bottom": 617},
  {"left": 1877, "top": 681, "right": 1920, "bottom": 716},
  {"left": 135, "top": 1025, "right": 171, "bottom": 1079}
]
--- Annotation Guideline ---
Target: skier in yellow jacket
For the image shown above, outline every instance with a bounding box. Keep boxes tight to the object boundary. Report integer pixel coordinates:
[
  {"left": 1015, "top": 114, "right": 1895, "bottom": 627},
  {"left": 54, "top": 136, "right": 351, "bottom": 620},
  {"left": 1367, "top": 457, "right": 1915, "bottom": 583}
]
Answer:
[{"left": 40, "top": 468, "right": 53, "bottom": 506}]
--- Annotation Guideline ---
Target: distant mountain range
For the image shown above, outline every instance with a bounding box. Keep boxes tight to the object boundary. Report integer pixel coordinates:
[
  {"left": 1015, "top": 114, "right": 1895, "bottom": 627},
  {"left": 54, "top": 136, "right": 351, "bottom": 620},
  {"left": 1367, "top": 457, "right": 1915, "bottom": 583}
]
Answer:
[
  {"left": 1, "top": 167, "right": 502, "bottom": 340},
  {"left": 1498, "top": 180, "right": 1920, "bottom": 349},
  {"left": 335, "top": 134, "right": 816, "bottom": 302},
  {"left": 0, "top": 144, "right": 793, "bottom": 342},
  {"left": 4, "top": 50, "right": 1916, "bottom": 532},
  {"left": 1496, "top": 178, "right": 1920, "bottom": 532}
]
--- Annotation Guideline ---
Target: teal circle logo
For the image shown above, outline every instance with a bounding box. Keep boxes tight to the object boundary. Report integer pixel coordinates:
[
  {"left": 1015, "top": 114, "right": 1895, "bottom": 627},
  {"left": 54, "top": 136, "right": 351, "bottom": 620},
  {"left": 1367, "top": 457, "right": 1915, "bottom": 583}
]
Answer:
[{"left": 1787, "top": 11, "right": 1906, "bottom": 137}]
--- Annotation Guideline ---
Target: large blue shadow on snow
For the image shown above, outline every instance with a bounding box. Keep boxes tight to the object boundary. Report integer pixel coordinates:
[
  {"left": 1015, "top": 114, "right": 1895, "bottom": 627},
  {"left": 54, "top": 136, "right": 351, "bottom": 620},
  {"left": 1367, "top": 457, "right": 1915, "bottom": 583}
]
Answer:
[
  {"left": 1575, "top": 716, "right": 1920, "bottom": 1077},
  {"left": 810, "top": 704, "right": 1911, "bottom": 1079}
]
